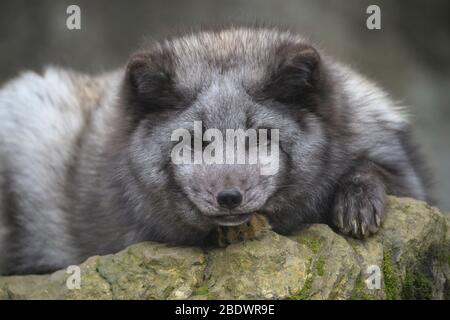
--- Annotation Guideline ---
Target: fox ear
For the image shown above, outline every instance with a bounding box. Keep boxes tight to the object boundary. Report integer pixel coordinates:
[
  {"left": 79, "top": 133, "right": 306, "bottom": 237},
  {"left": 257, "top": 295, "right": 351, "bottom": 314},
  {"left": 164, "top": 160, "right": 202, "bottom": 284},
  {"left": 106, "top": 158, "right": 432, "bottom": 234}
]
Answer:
[
  {"left": 123, "top": 51, "right": 181, "bottom": 114},
  {"left": 126, "top": 53, "right": 154, "bottom": 98},
  {"left": 264, "top": 44, "right": 323, "bottom": 105}
]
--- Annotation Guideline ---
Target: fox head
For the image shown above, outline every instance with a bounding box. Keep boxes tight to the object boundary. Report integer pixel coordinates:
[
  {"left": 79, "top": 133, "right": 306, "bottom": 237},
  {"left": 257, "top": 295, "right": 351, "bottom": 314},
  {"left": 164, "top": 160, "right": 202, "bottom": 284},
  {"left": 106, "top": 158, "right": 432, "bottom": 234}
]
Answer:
[{"left": 119, "top": 27, "right": 338, "bottom": 229}]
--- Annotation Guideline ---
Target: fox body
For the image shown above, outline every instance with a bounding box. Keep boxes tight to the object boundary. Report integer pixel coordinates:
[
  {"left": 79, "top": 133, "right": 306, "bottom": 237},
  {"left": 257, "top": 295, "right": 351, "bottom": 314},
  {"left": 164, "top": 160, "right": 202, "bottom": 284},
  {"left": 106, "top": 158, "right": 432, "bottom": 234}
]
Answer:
[{"left": 0, "top": 27, "right": 429, "bottom": 275}]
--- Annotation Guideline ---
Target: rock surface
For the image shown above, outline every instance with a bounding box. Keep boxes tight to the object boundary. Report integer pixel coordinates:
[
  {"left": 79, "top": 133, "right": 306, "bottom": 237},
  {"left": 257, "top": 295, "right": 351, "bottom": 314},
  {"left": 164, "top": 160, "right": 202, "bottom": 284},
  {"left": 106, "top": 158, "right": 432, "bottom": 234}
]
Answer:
[{"left": 0, "top": 196, "right": 449, "bottom": 300}]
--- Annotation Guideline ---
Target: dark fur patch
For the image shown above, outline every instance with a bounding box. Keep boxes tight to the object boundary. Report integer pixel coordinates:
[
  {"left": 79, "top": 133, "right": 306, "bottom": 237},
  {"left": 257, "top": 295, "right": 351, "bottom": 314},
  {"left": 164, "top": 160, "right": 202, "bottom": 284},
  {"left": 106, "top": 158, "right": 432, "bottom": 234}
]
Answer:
[
  {"left": 257, "top": 42, "right": 323, "bottom": 111},
  {"left": 122, "top": 48, "right": 185, "bottom": 120}
]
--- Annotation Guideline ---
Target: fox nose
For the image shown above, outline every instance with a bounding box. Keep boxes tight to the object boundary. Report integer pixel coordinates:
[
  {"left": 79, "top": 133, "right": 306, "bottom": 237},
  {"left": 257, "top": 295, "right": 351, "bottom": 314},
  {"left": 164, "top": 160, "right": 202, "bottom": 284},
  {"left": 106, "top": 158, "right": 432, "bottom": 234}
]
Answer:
[{"left": 217, "top": 190, "right": 243, "bottom": 209}]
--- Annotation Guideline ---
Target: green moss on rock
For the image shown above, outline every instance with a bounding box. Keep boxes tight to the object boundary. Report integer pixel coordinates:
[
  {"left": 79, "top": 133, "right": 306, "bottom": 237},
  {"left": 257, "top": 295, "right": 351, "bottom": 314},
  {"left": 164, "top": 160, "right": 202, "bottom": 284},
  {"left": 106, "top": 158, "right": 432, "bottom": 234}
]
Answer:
[
  {"left": 351, "top": 274, "right": 372, "bottom": 300},
  {"left": 290, "top": 276, "right": 313, "bottom": 300},
  {"left": 193, "top": 286, "right": 209, "bottom": 296},
  {"left": 401, "top": 269, "right": 433, "bottom": 300},
  {"left": 297, "top": 236, "right": 322, "bottom": 254},
  {"left": 316, "top": 257, "right": 325, "bottom": 277},
  {"left": 382, "top": 248, "right": 400, "bottom": 300}
]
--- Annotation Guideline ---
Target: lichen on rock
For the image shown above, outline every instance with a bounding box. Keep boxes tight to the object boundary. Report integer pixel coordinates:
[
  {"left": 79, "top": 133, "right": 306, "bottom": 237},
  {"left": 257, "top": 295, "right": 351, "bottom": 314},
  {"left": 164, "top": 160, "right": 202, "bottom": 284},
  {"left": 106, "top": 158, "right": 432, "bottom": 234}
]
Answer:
[{"left": 0, "top": 196, "right": 449, "bottom": 300}]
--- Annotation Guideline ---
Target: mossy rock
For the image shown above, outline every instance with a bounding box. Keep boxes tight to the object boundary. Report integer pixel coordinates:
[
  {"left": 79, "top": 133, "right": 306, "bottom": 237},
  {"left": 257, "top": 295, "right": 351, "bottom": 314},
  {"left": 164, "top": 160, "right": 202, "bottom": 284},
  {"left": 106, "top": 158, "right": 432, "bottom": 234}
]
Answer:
[{"left": 0, "top": 197, "right": 449, "bottom": 300}]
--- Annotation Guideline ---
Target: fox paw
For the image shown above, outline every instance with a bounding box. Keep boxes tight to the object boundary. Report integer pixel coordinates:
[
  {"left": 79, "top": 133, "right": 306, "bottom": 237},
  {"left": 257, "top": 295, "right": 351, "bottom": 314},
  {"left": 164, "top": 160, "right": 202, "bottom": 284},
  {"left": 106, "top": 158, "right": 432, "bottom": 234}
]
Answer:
[{"left": 331, "top": 172, "right": 386, "bottom": 239}]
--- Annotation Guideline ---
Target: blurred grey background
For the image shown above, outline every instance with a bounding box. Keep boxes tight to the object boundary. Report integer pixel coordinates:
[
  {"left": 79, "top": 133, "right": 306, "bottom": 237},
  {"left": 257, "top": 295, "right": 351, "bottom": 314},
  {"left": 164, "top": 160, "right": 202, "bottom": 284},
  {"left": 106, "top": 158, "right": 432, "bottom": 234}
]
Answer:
[{"left": 0, "top": 0, "right": 449, "bottom": 211}]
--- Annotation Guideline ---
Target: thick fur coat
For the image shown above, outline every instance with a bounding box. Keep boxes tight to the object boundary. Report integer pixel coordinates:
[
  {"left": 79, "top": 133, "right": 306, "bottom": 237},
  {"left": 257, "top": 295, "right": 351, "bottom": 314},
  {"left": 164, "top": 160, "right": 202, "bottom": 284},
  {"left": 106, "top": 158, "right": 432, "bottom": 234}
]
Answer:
[{"left": 0, "top": 27, "right": 429, "bottom": 275}]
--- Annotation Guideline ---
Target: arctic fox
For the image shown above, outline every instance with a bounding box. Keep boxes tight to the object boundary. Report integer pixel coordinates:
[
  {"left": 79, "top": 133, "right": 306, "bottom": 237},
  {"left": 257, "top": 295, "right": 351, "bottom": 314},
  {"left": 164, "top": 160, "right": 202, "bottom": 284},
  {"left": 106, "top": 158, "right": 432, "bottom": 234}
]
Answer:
[{"left": 0, "top": 27, "right": 429, "bottom": 275}]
